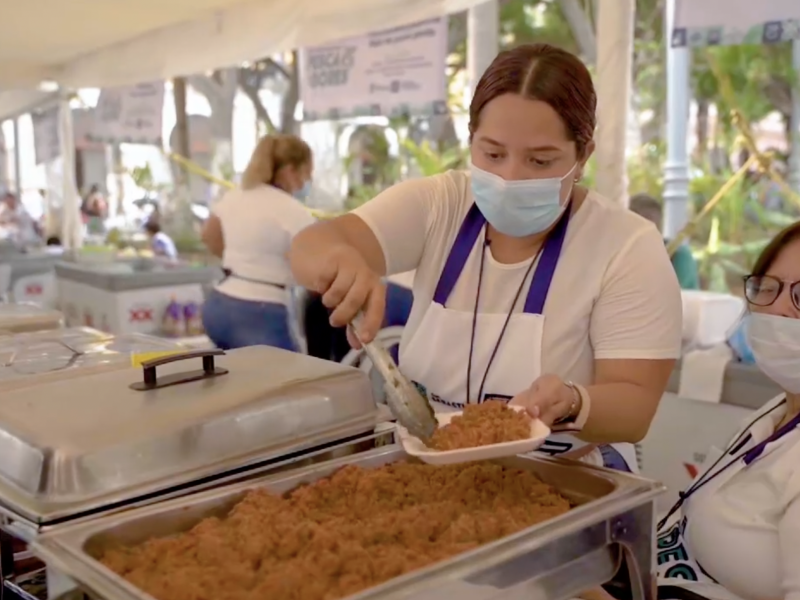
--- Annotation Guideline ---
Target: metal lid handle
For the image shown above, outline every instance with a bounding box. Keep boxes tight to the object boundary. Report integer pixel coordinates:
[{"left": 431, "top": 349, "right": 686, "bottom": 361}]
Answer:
[{"left": 130, "top": 349, "right": 229, "bottom": 391}]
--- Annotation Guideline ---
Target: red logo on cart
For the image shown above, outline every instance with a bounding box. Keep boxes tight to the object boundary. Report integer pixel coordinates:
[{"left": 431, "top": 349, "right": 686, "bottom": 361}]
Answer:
[
  {"left": 129, "top": 308, "right": 154, "bottom": 323},
  {"left": 25, "top": 284, "right": 43, "bottom": 296}
]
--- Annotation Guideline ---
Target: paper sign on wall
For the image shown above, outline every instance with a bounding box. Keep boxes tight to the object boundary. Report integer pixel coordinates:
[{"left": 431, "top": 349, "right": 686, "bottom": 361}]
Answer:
[{"left": 300, "top": 18, "right": 448, "bottom": 121}]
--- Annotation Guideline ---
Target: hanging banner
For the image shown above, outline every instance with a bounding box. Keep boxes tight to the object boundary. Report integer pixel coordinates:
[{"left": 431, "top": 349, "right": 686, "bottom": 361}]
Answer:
[
  {"left": 299, "top": 18, "right": 448, "bottom": 121},
  {"left": 671, "top": 0, "right": 800, "bottom": 47},
  {"left": 90, "top": 82, "right": 165, "bottom": 145},
  {"left": 31, "top": 106, "right": 61, "bottom": 165},
  {"left": 72, "top": 108, "right": 105, "bottom": 152}
]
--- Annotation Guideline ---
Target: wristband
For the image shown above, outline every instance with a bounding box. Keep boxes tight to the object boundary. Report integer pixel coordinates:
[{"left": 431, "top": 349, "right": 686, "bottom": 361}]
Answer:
[{"left": 555, "top": 381, "right": 591, "bottom": 430}]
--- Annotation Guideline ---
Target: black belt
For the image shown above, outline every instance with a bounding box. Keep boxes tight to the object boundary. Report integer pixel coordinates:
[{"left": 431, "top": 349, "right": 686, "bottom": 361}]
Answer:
[{"left": 221, "top": 269, "right": 286, "bottom": 290}]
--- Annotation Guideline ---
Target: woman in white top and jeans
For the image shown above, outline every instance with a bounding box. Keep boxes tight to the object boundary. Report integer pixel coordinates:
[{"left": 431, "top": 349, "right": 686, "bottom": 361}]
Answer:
[
  {"left": 289, "top": 43, "right": 683, "bottom": 471},
  {"left": 201, "top": 134, "right": 316, "bottom": 351}
]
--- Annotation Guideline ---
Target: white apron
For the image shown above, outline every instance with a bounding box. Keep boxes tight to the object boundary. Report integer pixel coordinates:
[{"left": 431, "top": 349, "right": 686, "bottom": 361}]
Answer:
[{"left": 399, "top": 203, "right": 636, "bottom": 472}]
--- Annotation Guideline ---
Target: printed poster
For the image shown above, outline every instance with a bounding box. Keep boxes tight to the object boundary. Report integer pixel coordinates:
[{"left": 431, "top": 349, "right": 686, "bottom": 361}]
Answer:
[
  {"left": 299, "top": 18, "right": 449, "bottom": 121},
  {"left": 90, "top": 82, "right": 165, "bottom": 145}
]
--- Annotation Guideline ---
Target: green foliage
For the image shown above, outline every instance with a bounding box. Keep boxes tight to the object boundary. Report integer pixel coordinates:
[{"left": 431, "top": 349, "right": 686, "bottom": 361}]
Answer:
[
  {"left": 130, "top": 164, "right": 157, "bottom": 192},
  {"left": 344, "top": 139, "right": 467, "bottom": 210},
  {"left": 130, "top": 163, "right": 170, "bottom": 195},
  {"left": 686, "top": 169, "right": 791, "bottom": 292},
  {"left": 500, "top": 0, "right": 577, "bottom": 53},
  {"left": 401, "top": 140, "right": 469, "bottom": 176},
  {"left": 695, "top": 45, "right": 796, "bottom": 133},
  {"left": 627, "top": 141, "right": 666, "bottom": 198}
]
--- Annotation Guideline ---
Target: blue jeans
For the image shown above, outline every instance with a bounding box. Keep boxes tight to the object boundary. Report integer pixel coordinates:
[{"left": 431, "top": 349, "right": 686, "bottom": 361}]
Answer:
[{"left": 202, "top": 289, "right": 297, "bottom": 351}]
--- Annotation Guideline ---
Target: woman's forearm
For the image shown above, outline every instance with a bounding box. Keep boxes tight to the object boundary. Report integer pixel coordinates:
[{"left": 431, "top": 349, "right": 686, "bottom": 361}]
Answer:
[
  {"left": 290, "top": 215, "right": 388, "bottom": 291},
  {"left": 289, "top": 222, "right": 351, "bottom": 291},
  {"left": 577, "top": 382, "right": 661, "bottom": 444}
]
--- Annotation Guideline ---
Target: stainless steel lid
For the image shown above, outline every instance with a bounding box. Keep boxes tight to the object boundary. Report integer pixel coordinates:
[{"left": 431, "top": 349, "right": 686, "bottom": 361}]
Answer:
[
  {"left": 0, "top": 327, "right": 187, "bottom": 389},
  {"left": 0, "top": 346, "right": 379, "bottom": 521}
]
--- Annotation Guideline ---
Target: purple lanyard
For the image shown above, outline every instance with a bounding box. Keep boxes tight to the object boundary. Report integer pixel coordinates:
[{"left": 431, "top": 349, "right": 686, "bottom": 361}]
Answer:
[
  {"left": 657, "top": 399, "right": 799, "bottom": 531},
  {"left": 432, "top": 204, "right": 571, "bottom": 314}
]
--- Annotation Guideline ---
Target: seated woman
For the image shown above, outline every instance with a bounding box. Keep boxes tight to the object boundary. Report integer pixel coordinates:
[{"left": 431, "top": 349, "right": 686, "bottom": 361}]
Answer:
[{"left": 598, "top": 221, "right": 800, "bottom": 600}]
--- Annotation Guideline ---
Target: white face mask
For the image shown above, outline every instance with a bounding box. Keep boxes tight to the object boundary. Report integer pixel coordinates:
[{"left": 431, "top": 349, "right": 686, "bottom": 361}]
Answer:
[{"left": 745, "top": 312, "right": 800, "bottom": 393}]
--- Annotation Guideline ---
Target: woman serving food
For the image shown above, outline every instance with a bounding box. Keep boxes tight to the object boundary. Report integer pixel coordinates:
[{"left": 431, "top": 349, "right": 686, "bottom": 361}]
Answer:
[{"left": 289, "top": 43, "right": 683, "bottom": 471}]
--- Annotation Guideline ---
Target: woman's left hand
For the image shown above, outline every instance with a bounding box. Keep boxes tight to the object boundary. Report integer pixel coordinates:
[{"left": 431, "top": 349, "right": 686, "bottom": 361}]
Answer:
[{"left": 510, "top": 374, "right": 575, "bottom": 426}]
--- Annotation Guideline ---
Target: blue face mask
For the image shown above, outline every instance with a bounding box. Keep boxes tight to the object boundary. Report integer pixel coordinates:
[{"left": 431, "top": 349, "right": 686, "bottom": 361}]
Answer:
[
  {"left": 727, "top": 315, "right": 756, "bottom": 364},
  {"left": 470, "top": 164, "right": 576, "bottom": 237},
  {"left": 293, "top": 180, "right": 312, "bottom": 202}
]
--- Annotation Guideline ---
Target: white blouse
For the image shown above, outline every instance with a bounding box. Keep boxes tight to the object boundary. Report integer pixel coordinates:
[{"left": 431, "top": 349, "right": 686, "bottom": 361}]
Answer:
[{"left": 657, "top": 394, "right": 800, "bottom": 600}]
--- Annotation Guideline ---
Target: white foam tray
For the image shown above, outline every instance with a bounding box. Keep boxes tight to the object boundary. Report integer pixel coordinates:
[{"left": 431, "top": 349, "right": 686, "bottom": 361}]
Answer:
[{"left": 396, "top": 405, "right": 551, "bottom": 465}]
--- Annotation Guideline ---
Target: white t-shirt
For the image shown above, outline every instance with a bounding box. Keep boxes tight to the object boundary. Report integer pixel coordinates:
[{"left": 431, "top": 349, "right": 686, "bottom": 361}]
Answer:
[
  {"left": 658, "top": 394, "right": 800, "bottom": 600},
  {"left": 213, "top": 185, "right": 316, "bottom": 304},
  {"left": 151, "top": 231, "right": 178, "bottom": 260},
  {"left": 352, "top": 170, "right": 682, "bottom": 386}
]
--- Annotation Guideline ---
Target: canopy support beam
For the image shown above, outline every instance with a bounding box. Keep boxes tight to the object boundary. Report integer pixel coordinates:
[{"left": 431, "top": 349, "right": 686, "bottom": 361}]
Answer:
[
  {"left": 12, "top": 118, "right": 21, "bottom": 196},
  {"left": 663, "top": 0, "right": 692, "bottom": 239},
  {"left": 467, "top": 0, "right": 499, "bottom": 94},
  {"left": 594, "top": 0, "right": 635, "bottom": 206}
]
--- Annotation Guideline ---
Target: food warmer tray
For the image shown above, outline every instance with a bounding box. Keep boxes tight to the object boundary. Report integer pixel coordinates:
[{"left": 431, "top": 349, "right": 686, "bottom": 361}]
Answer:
[
  {"left": 0, "top": 346, "right": 391, "bottom": 598},
  {"left": 34, "top": 446, "right": 665, "bottom": 600}
]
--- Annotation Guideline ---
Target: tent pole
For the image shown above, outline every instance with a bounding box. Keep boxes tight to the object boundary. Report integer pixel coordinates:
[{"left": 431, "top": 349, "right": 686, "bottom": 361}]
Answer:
[
  {"left": 58, "top": 93, "right": 83, "bottom": 250},
  {"left": 662, "top": 0, "right": 692, "bottom": 240},
  {"left": 594, "top": 0, "right": 635, "bottom": 206},
  {"left": 467, "top": 0, "right": 499, "bottom": 95},
  {"left": 12, "top": 118, "right": 22, "bottom": 196}
]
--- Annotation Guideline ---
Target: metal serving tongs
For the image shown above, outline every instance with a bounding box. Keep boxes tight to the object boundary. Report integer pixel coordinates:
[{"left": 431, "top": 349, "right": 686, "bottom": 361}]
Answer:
[{"left": 351, "top": 313, "right": 437, "bottom": 442}]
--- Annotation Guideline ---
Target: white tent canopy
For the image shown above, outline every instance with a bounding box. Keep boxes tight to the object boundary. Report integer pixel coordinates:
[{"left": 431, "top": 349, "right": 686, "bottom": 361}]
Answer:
[
  {"left": 0, "top": 0, "right": 482, "bottom": 90},
  {"left": 0, "top": 90, "right": 58, "bottom": 122}
]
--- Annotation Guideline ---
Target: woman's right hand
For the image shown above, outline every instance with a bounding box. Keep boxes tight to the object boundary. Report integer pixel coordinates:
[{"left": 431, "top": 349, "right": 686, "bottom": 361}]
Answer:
[{"left": 316, "top": 244, "right": 386, "bottom": 345}]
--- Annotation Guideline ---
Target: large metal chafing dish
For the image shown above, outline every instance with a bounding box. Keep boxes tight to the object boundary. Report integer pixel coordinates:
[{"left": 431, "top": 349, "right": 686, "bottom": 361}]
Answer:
[
  {"left": 33, "top": 446, "right": 664, "bottom": 600},
  {"left": 0, "top": 346, "right": 390, "bottom": 599}
]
